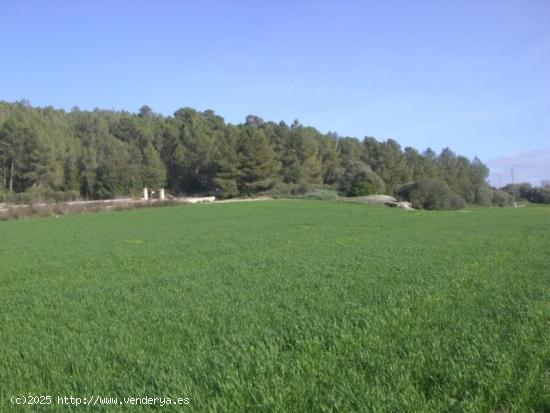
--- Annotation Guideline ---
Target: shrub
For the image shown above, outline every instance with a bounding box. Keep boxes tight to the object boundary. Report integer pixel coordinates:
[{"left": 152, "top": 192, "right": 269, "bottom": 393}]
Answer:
[
  {"left": 265, "top": 182, "right": 339, "bottom": 200},
  {"left": 302, "top": 189, "right": 339, "bottom": 201},
  {"left": 340, "top": 163, "right": 385, "bottom": 196},
  {"left": 501, "top": 183, "right": 550, "bottom": 204},
  {"left": 0, "top": 199, "right": 182, "bottom": 222},
  {"left": 526, "top": 186, "right": 550, "bottom": 204},
  {"left": 212, "top": 178, "right": 239, "bottom": 199},
  {"left": 474, "top": 184, "right": 493, "bottom": 206},
  {"left": 396, "top": 179, "right": 466, "bottom": 210},
  {"left": 1, "top": 188, "right": 81, "bottom": 205},
  {"left": 448, "top": 193, "right": 467, "bottom": 210},
  {"left": 492, "top": 190, "right": 513, "bottom": 207}
]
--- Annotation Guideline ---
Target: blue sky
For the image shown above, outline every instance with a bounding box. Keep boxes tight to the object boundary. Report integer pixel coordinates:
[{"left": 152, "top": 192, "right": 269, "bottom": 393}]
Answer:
[{"left": 1, "top": 0, "right": 549, "bottom": 185}]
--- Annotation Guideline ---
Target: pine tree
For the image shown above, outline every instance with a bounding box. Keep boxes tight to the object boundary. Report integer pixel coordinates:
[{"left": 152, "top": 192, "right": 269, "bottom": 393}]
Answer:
[
  {"left": 175, "top": 108, "right": 220, "bottom": 192},
  {"left": 237, "top": 126, "right": 280, "bottom": 193},
  {"left": 142, "top": 143, "right": 167, "bottom": 189},
  {"left": 213, "top": 126, "right": 240, "bottom": 198},
  {"left": 281, "top": 123, "right": 323, "bottom": 184}
]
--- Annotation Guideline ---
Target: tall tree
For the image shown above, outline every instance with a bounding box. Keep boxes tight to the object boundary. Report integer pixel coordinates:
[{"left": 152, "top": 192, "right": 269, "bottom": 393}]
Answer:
[
  {"left": 237, "top": 126, "right": 280, "bottom": 193},
  {"left": 174, "top": 108, "right": 221, "bottom": 192},
  {"left": 213, "top": 125, "right": 240, "bottom": 197},
  {"left": 281, "top": 122, "right": 323, "bottom": 184},
  {"left": 141, "top": 142, "right": 166, "bottom": 189},
  {"left": 364, "top": 138, "right": 410, "bottom": 191}
]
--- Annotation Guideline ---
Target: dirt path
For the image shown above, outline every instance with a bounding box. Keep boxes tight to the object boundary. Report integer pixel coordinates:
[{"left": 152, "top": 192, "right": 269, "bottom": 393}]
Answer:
[
  {"left": 0, "top": 196, "right": 274, "bottom": 216},
  {"left": 214, "top": 196, "right": 273, "bottom": 203}
]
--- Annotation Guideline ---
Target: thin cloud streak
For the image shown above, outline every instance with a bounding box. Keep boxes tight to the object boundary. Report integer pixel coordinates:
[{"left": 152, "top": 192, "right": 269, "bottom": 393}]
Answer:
[
  {"left": 487, "top": 148, "right": 550, "bottom": 187},
  {"left": 351, "top": 0, "right": 379, "bottom": 9}
]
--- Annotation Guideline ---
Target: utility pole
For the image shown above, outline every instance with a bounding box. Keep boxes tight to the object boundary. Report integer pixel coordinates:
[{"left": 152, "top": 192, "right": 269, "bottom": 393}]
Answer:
[{"left": 511, "top": 168, "right": 517, "bottom": 208}]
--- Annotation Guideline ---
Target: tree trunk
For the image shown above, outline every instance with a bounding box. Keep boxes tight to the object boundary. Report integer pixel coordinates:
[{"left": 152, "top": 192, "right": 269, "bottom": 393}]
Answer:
[{"left": 9, "top": 157, "right": 14, "bottom": 192}]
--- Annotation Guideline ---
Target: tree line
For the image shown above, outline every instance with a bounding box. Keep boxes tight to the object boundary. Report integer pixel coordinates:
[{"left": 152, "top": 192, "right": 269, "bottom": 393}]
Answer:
[
  {"left": 0, "top": 100, "right": 538, "bottom": 208},
  {"left": 500, "top": 182, "right": 550, "bottom": 205}
]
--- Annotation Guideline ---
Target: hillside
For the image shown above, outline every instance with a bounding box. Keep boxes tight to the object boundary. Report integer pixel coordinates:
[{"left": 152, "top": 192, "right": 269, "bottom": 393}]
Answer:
[{"left": 1, "top": 101, "right": 493, "bottom": 206}]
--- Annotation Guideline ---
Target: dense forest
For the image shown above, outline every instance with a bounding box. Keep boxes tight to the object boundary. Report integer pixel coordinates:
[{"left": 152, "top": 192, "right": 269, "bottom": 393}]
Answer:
[{"left": 1, "top": 100, "right": 544, "bottom": 208}]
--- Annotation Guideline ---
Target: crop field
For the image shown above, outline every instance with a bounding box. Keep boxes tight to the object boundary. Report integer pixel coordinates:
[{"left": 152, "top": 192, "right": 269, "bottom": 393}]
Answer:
[{"left": 0, "top": 200, "right": 549, "bottom": 412}]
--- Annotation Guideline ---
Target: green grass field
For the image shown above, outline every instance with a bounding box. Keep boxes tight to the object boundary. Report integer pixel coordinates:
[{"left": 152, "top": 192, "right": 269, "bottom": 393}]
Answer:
[{"left": 0, "top": 200, "right": 548, "bottom": 412}]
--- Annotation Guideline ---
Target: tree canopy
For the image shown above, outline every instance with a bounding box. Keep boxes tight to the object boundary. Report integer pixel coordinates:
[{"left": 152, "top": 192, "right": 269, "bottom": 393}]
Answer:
[{"left": 0, "top": 100, "right": 515, "bottom": 207}]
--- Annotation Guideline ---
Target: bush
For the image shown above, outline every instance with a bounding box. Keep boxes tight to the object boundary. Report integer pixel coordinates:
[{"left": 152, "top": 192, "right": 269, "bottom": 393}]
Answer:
[
  {"left": 1, "top": 188, "right": 81, "bottom": 205},
  {"left": 501, "top": 183, "right": 550, "bottom": 204},
  {"left": 340, "top": 163, "right": 385, "bottom": 196},
  {"left": 348, "top": 174, "right": 385, "bottom": 197},
  {"left": 302, "top": 189, "right": 339, "bottom": 201},
  {"left": 0, "top": 199, "right": 181, "bottom": 222},
  {"left": 474, "top": 184, "right": 493, "bottom": 206},
  {"left": 265, "top": 182, "right": 338, "bottom": 199},
  {"left": 395, "top": 179, "right": 466, "bottom": 210},
  {"left": 525, "top": 186, "right": 550, "bottom": 204},
  {"left": 448, "top": 193, "right": 467, "bottom": 210},
  {"left": 212, "top": 178, "right": 239, "bottom": 199},
  {"left": 492, "top": 190, "right": 513, "bottom": 207}
]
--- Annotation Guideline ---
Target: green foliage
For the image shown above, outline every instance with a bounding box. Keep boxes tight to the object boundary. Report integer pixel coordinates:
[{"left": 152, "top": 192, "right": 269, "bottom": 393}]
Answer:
[
  {"left": 492, "top": 189, "right": 513, "bottom": 207},
  {"left": 141, "top": 143, "right": 166, "bottom": 188},
  {"left": 364, "top": 138, "right": 411, "bottom": 191},
  {"left": 266, "top": 182, "right": 336, "bottom": 199},
  {"left": 212, "top": 126, "right": 240, "bottom": 198},
  {"left": 276, "top": 121, "right": 323, "bottom": 185},
  {"left": 0, "top": 201, "right": 548, "bottom": 412},
  {"left": 0, "top": 187, "right": 80, "bottom": 204},
  {"left": 237, "top": 126, "right": 280, "bottom": 193},
  {"left": 527, "top": 186, "right": 550, "bottom": 203},
  {"left": 474, "top": 183, "right": 493, "bottom": 206},
  {"left": 337, "top": 139, "right": 385, "bottom": 196},
  {"left": 396, "top": 179, "right": 466, "bottom": 210},
  {"left": 502, "top": 182, "right": 550, "bottom": 204},
  {"left": 0, "top": 100, "right": 496, "bottom": 203},
  {"left": 318, "top": 134, "right": 342, "bottom": 184},
  {"left": 301, "top": 189, "right": 339, "bottom": 200},
  {"left": 340, "top": 162, "right": 385, "bottom": 196},
  {"left": 174, "top": 108, "right": 221, "bottom": 192}
]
